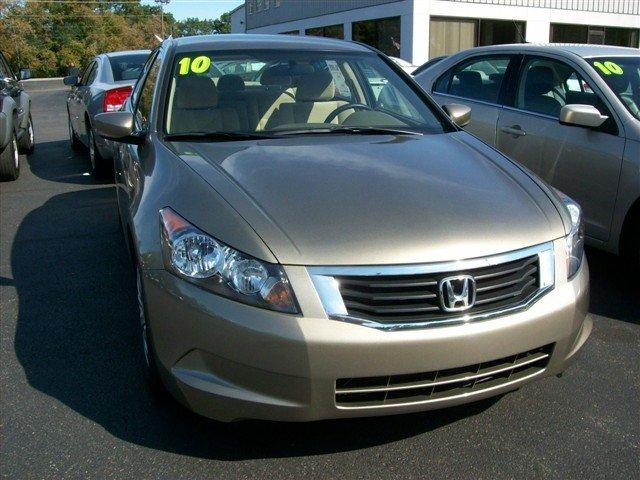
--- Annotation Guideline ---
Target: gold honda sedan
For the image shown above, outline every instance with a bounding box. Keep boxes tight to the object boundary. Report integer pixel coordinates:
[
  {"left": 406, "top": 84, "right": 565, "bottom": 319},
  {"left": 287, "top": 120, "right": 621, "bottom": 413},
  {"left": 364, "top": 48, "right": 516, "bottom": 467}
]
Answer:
[{"left": 95, "top": 35, "right": 590, "bottom": 422}]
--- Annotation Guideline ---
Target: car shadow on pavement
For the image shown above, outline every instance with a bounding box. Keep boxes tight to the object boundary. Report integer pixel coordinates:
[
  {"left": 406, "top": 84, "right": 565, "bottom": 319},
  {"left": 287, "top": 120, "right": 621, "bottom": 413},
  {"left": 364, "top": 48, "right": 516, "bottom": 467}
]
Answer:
[
  {"left": 12, "top": 186, "right": 502, "bottom": 460},
  {"left": 585, "top": 247, "right": 639, "bottom": 325},
  {"left": 26, "top": 140, "right": 112, "bottom": 185}
]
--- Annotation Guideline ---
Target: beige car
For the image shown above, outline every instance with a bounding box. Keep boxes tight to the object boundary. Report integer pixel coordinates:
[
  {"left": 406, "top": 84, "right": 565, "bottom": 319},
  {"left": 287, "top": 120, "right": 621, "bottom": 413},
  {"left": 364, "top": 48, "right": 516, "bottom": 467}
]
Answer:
[
  {"left": 95, "top": 35, "right": 590, "bottom": 422},
  {"left": 414, "top": 44, "right": 640, "bottom": 268}
]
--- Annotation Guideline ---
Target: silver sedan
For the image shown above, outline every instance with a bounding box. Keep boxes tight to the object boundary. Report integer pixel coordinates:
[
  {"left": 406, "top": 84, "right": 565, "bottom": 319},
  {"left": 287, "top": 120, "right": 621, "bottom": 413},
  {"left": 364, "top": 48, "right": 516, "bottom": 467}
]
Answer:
[
  {"left": 64, "top": 50, "right": 149, "bottom": 176},
  {"left": 414, "top": 44, "right": 639, "bottom": 268}
]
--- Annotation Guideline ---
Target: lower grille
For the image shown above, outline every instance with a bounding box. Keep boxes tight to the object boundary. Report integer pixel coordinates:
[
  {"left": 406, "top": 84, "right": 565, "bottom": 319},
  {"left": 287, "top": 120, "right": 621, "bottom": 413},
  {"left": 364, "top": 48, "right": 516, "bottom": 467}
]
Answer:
[{"left": 335, "top": 344, "right": 553, "bottom": 408}]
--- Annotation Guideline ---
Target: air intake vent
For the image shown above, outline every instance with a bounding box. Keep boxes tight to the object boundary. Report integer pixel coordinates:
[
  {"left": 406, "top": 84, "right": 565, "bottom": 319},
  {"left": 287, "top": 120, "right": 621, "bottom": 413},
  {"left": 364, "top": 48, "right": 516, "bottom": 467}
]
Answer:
[{"left": 335, "top": 344, "right": 553, "bottom": 408}]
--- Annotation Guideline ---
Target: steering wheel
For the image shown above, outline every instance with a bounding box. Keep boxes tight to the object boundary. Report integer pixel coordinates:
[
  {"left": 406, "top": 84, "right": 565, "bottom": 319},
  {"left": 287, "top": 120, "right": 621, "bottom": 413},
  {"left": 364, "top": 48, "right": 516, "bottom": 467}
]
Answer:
[{"left": 323, "top": 103, "right": 372, "bottom": 124}]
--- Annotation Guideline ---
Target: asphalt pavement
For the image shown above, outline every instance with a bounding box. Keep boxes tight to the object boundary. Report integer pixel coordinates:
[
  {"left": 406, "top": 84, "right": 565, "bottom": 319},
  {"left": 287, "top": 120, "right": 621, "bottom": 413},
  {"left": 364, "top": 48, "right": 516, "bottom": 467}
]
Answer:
[{"left": 1, "top": 80, "right": 638, "bottom": 479}]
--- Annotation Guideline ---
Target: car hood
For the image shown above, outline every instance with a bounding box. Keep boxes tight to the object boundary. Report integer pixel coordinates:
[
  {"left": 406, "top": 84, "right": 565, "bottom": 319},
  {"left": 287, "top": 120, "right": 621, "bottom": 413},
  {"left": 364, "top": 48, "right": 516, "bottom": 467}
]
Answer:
[{"left": 170, "top": 131, "right": 565, "bottom": 266}]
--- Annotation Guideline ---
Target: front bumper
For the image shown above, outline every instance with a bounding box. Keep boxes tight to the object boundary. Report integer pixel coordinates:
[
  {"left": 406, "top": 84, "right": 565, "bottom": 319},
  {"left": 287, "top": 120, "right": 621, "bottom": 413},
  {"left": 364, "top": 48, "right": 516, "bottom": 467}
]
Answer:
[{"left": 143, "top": 239, "right": 590, "bottom": 422}]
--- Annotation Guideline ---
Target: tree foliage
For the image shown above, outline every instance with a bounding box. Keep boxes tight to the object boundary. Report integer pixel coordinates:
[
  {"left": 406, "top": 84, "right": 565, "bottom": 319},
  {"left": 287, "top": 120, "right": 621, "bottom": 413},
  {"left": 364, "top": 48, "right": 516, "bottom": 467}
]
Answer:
[{"left": 0, "top": 1, "right": 232, "bottom": 77}]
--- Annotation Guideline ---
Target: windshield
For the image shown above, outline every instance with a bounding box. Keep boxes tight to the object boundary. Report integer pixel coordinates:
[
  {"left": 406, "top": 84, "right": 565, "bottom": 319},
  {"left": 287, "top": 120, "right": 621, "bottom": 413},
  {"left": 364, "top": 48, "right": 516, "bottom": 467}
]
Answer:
[
  {"left": 591, "top": 56, "right": 640, "bottom": 120},
  {"left": 165, "top": 50, "right": 448, "bottom": 137},
  {"left": 108, "top": 53, "right": 149, "bottom": 81}
]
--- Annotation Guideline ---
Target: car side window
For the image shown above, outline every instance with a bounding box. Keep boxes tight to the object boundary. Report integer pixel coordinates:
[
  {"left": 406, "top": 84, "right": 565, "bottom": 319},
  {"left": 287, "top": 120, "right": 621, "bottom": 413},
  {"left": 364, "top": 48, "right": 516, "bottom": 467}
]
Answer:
[
  {"left": 79, "top": 62, "right": 96, "bottom": 86},
  {"left": 434, "top": 56, "right": 511, "bottom": 104},
  {"left": 133, "top": 54, "right": 161, "bottom": 132},
  {"left": 130, "top": 50, "right": 159, "bottom": 109},
  {"left": 515, "top": 56, "right": 618, "bottom": 134},
  {"left": 86, "top": 62, "right": 99, "bottom": 85}
]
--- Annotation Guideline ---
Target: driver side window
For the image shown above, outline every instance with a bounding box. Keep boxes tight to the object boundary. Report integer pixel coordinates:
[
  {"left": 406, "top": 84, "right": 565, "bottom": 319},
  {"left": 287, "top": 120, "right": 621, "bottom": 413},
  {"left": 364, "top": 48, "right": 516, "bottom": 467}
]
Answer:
[{"left": 134, "top": 54, "right": 161, "bottom": 132}]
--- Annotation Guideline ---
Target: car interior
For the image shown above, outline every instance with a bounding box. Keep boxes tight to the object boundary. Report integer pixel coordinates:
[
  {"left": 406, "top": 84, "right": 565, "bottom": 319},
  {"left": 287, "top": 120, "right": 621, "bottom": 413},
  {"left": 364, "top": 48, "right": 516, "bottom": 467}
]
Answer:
[{"left": 165, "top": 57, "right": 433, "bottom": 135}]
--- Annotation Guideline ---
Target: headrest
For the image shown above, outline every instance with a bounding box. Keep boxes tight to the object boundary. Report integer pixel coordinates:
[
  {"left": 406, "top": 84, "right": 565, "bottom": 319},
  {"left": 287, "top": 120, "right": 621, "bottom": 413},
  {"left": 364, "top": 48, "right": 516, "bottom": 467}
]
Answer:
[
  {"left": 217, "top": 74, "right": 245, "bottom": 93},
  {"left": 525, "top": 66, "right": 555, "bottom": 96},
  {"left": 296, "top": 71, "right": 335, "bottom": 101},
  {"left": 174, "top": 75, "right": 218, "bottom": 109},
  {"left": 260, "top": 65, "right": 292, "bottom": 87},
  {"left": 457, "top": 71, "right": 482, "bottom": 89}
]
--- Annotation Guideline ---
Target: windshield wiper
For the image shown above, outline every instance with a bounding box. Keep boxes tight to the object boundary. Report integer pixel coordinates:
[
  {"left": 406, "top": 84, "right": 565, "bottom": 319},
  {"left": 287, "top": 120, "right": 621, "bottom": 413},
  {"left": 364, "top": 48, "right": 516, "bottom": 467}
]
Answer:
[
  {"left": 164, "top": 131, "right": 275, "bottom": 142},
  {"left": 273, "top": 126, "right": 423, "bottom": 137}
]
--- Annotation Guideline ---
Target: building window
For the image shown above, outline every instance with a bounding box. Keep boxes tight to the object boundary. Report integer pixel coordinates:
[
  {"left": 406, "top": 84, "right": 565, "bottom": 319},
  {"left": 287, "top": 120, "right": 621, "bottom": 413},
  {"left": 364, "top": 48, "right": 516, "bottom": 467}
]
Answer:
[
  {"left": 478, "top": 19, "right": 525, "bottom": 46},
  {"left": 352, "top": 17, "right": 401, "bottom": 57},
  {"left": 429, "top": 17, "right": 525, "bottom": 58},
  {"left": 551, "top": 24, "right": 639, "bottom": 47},
  {"left": 305, "top": 24, "right": 344, "bottom": 39}
]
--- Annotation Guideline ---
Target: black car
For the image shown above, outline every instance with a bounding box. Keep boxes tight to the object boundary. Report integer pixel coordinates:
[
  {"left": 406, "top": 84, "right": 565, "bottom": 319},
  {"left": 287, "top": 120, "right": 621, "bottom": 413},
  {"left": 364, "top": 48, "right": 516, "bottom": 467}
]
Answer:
[{"left": 0, "top": 52, "right": 35, "bottom": 181}]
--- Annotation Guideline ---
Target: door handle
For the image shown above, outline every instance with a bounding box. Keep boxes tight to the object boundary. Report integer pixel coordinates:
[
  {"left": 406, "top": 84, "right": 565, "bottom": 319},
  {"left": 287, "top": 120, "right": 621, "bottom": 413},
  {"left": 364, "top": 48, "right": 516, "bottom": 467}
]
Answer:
[{"left": 501, "top": 125, "right": 526, "bottom": 137}]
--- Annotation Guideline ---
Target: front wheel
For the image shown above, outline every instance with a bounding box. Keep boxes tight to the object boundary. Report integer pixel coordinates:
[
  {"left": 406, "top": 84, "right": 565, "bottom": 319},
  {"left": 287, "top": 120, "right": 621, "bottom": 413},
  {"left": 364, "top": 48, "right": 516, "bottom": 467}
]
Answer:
[
  {"left": 18, "top": 114, "right": 35, "bottom": 155},
  {"left": 0, "top": 133, "right": 20, "bottom": 181}
]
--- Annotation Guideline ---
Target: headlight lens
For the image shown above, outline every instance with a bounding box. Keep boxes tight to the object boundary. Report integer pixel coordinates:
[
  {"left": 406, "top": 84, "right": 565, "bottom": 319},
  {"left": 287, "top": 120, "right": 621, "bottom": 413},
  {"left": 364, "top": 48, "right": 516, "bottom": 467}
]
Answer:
[
  {"left": 555, "top": 190, "right": 585, "bottom": 279},
  {"left": 160, "top": 208, "right": 298, "bottom": 313}
]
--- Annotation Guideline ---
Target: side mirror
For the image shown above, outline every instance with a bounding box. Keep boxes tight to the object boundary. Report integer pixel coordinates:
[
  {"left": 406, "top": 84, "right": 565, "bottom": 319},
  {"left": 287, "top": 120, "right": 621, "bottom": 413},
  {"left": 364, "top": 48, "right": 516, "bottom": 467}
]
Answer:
[
  {"left": 559, "top": 104, "right": 608, "bottom": 128},
  {"left": 19, "top": 68, "right": 31, "bottom": 80},
  {"left": 95, "top": 112, "right": 144, "bottom": 145},
  {"left": 442, "top": 103, "right": 471, "bottom": 128},
  {"left": 63, "top": 75, "right": 79, "bottom": 86}
]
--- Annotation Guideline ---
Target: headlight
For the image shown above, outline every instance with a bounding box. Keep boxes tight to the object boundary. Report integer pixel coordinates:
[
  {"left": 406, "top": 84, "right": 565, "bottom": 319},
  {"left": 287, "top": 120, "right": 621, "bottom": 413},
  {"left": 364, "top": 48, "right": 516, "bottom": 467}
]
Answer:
[
  {"left": 555, "top": 190, "right": 585, "bottom": 279},
  {"left": 159, "top": 208, "right": 298, "bottom": 313}
]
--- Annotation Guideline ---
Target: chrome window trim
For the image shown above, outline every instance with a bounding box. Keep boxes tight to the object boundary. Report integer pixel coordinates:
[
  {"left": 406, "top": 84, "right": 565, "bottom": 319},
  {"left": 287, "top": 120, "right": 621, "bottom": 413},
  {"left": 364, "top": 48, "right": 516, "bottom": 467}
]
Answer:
[
  {"left": 308, "top": 242, "right": 555, "bottom": 331},
  {"left": 432, "top": 91, "right": 503, "bottom": 109}
]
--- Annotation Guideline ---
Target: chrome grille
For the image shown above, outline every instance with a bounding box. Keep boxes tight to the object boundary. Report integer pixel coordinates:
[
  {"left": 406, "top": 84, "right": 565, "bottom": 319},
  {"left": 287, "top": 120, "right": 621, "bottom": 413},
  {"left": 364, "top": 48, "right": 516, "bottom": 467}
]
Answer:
[
  {"left": 335, "top": 255, "right": 539, "bottom": 324},
  {"left": 309, "top": 243, "right": 555, "bottom": 330},
  {"left": 335, "top": 344, "right": 553, "bottom": 408}
]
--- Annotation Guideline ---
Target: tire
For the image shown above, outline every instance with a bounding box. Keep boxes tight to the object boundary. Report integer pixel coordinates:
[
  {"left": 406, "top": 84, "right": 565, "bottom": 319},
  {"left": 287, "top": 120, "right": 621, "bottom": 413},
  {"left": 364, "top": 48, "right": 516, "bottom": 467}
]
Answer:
[
  {"left": 136, "top": 265, "right": 164, "bottom": 394},
  {"left": 18, "top": 114, "right": 35, "bottom": 155},
  {"left": 68, "top": 111, "right": 82, "bottom": 151},
  {"left": 87, "top": 127, "right": 110, "bottom": 178},
  {"left": 0, "top": 133, "right": 20, "bottom": 181}
]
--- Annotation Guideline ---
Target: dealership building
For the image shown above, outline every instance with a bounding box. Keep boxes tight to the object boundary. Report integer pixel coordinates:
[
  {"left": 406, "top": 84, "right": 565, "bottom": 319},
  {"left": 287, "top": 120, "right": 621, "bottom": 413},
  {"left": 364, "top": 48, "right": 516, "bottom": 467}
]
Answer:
[{"left": 230, "top": 0, "right": 640, "bottom": 65}]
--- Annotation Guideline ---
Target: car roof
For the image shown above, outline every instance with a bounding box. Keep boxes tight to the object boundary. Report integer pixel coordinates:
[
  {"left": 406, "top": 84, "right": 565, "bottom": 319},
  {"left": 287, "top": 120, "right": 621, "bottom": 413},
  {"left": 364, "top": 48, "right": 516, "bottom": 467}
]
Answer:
[
  {"left": 104, "top": 50, "right": 151, "bottom": 58},
  {"left": 460, "top": 43, "right": 638, "bottom": 58},
  {"left": 170, "top": 34, "right": 373, "bottom": 54}
]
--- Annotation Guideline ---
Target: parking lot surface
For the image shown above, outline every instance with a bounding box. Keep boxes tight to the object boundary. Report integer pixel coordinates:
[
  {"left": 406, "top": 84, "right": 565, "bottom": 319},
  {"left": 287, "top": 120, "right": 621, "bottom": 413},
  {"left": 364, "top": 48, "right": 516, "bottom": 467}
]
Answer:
[{"left": 1, "top": 81, "right": 639, "bottom": 479}]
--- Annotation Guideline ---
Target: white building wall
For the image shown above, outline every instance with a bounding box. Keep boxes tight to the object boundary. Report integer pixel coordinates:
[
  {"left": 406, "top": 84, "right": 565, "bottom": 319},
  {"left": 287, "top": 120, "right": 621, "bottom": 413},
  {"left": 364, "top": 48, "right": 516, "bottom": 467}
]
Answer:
[
  {"left": 230, "top": 6, "right": 246, "bottom": 33},
  {"left": 236, "top": 0, "right": 640, "bottom": 63}
]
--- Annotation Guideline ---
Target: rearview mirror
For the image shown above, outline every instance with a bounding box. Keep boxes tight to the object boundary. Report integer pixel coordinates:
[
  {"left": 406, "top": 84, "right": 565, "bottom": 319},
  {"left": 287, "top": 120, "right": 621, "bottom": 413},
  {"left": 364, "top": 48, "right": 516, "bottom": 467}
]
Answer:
[
  {"left": 19, "top": 68, "right": 31, "bottom": 80},
  {"left": 95, "top": 112, "right": 144, "bottom": 145},
  {"left": 442, "top": 103, "right": 471, "bottom": 128},
  {"left": 63, "top": 75, "right": 79, "bottom": 86},
  {"left": 559, "top": 104, "right": 608, "bottom": 128}
]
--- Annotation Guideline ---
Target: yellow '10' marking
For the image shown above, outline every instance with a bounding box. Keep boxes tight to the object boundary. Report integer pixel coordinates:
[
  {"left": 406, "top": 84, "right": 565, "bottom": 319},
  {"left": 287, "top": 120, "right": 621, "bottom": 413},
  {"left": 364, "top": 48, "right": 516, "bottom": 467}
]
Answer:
[
  {"left": 593, "top": 61, "right": 624, "bottom": 75},
  {"left": 178, "top": 56, "right": 212, "bottom": 75}
]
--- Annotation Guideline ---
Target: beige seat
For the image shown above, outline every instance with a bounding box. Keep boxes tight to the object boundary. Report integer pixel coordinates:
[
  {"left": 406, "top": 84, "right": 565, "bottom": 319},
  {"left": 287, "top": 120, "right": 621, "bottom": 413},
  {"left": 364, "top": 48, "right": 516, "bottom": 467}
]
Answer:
[
  {"left": 169, "top": 75, "right": 240, "bottom": 133},
  {"left": 265, "top": 71, "right": 351, "bottom": 129},
  {"left": 254, "top": 66, "right": 296, "bottom": 130}
]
